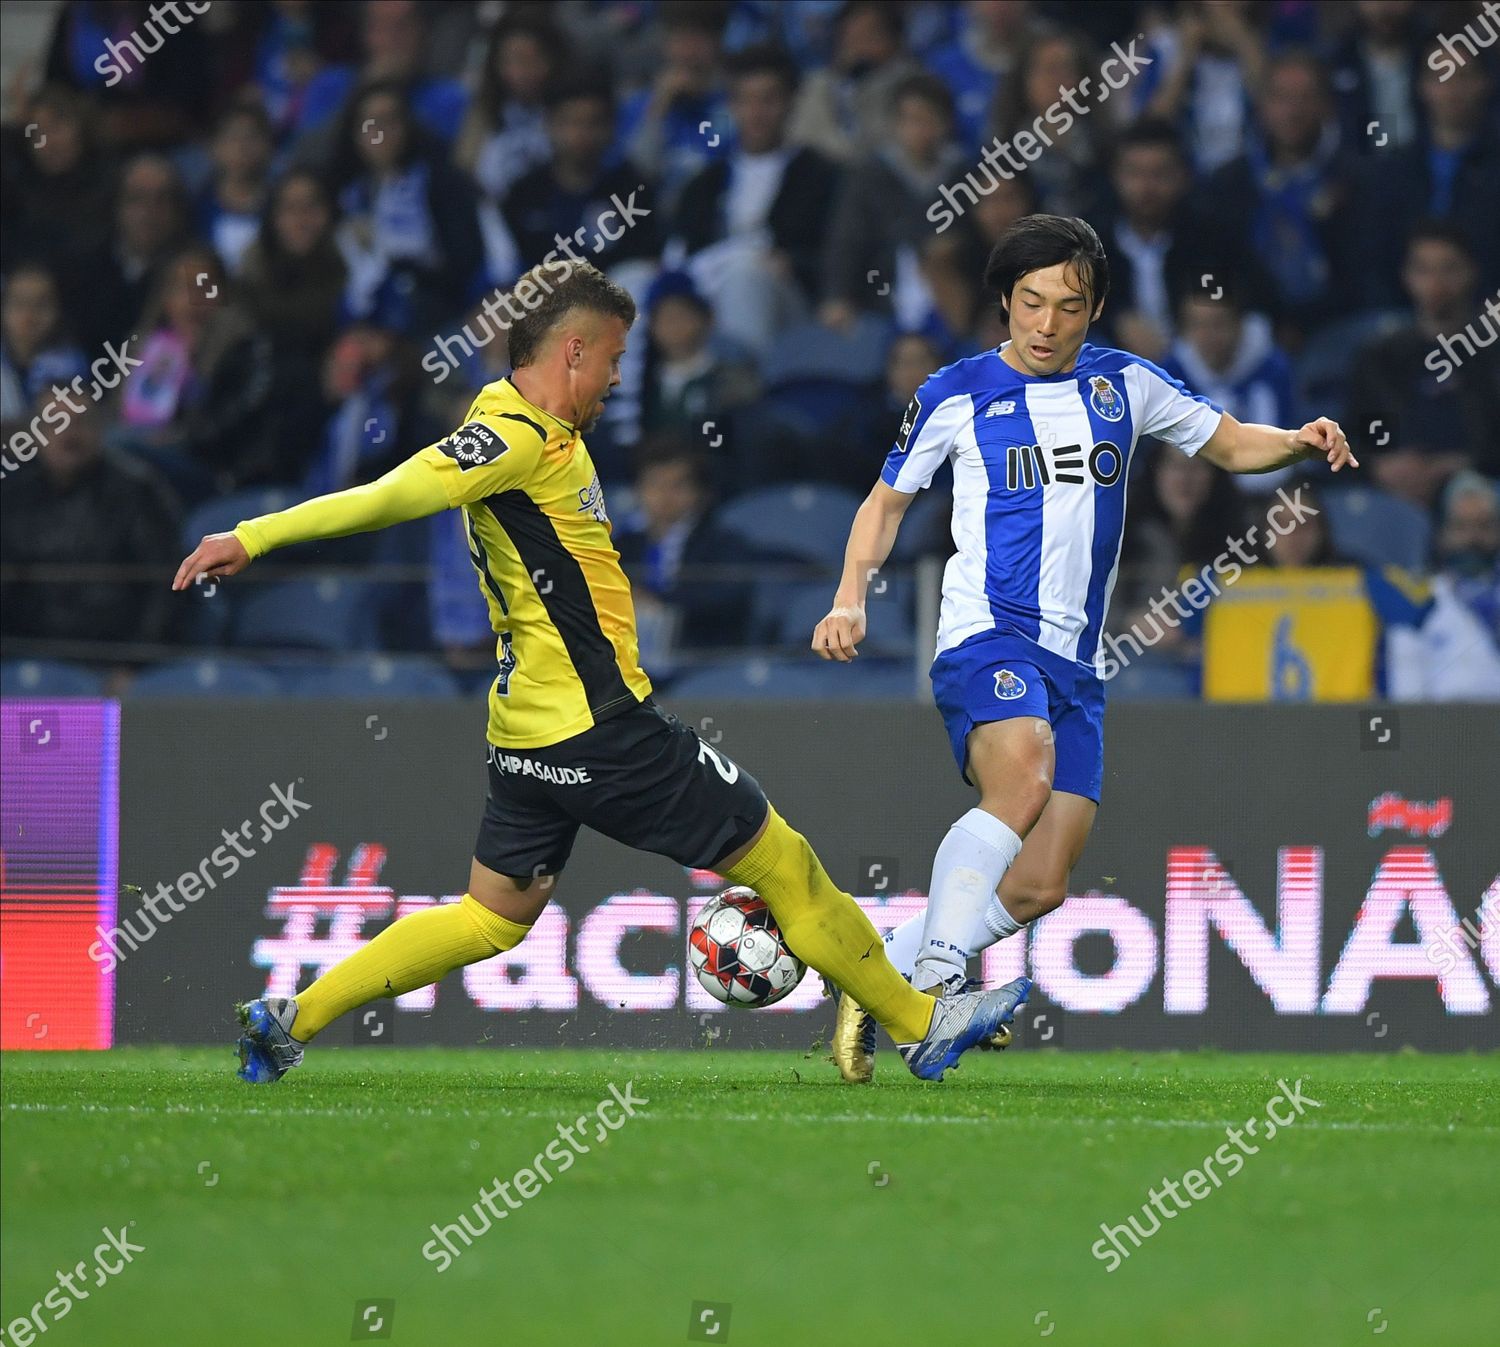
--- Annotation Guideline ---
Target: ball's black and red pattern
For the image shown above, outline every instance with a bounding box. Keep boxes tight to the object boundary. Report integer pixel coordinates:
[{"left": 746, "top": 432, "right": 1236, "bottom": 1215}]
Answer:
[{"left": 688, "top": 886, "right": 806, "bottom": 1007}]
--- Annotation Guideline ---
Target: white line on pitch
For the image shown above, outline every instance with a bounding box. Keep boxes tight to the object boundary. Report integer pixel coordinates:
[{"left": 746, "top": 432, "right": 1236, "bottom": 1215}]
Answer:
[{"left": 3, "top": 1101, "right": 1493, "bottom": 1135}]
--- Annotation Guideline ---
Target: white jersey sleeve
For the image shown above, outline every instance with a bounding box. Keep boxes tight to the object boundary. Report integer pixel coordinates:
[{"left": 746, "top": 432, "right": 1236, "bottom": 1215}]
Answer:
[
  {"left": 880, "top": 383, "right": 973, "bottom": 493},
  {"left": 1124, "top": 359, "right": 1224, "bottom": 456}
]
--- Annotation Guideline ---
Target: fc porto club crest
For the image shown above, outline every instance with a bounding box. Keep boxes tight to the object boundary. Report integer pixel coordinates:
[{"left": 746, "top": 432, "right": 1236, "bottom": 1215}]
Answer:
[
  {"left": 1088, "top": 375, "right": 1124, "bottom": 423},
  {"left": 994, "top": 668, "right": 1027, "bottom": 701}
]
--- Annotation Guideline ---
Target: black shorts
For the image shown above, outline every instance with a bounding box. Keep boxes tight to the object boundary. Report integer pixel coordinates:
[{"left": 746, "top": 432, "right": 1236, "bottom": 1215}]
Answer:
[{"left": 474, "top": 698, "right": 769, "bottom": 878}]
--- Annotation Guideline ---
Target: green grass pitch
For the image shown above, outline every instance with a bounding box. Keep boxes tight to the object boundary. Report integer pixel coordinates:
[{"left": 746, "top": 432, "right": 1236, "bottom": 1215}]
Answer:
[{"left": 3, "top": 1047, "right": 1496, "bottom": 1346}]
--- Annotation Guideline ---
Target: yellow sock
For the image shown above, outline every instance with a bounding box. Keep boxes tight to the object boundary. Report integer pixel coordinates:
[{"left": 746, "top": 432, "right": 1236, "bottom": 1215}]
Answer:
[
  {"left": 723, "top": 808, "right": 934, "bottom": 1043},
  {"left": 290, "top": 894, "right": 531, "bottom": 1041}
]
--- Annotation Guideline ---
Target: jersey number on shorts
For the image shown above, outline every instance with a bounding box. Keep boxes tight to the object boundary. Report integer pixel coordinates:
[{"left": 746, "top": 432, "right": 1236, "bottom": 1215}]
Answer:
[{"left": 698, "top": 740, "right": 739, "bottom": 784}]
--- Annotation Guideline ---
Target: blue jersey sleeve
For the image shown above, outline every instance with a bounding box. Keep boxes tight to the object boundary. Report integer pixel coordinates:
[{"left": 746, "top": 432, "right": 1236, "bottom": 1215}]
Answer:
[{"left": 881, "top": 379, "right": 972, "bottom": 492}]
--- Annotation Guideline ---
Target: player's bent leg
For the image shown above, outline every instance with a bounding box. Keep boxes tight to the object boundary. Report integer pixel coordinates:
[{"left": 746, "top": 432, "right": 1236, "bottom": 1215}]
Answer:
[
  {"left": 550, "top": 700, "right": 943, "bottom": 1051},
  {"left": 235, "top": 877, "right": 548, "bottom": 1083},
  {"left": 825, "top": 719, "right": 1056, "bottom": 1081},
  {"left": 986, "top": 790, "right": 1096, "bottom": 934},
  {"left": 723, "top": 812, "right": 1028, "bottom": 1081},
  {"left": 290, "top": 868, "right": 549, "bottom": 1041},
  {"left": 467, "top": 857, "right": 558, "bottom": 925},
  {"left": 552, "top": 700, "right": 1016, "bottom": 1080},
  {"left": 717, "top": 809, "right": 937, "bottom": 1048},
  {"left": 974, "top": 790, "right": 1097, "bottom": 1050},
  {"left": 912, "top": 716, "right": 1054, "bottom": 993},
  {"left": 860, "top": 733, "right": 1085, "bottom": 1069},
  {"left": 720, "top": 810, "right": 1027, "bottom": 1080}
]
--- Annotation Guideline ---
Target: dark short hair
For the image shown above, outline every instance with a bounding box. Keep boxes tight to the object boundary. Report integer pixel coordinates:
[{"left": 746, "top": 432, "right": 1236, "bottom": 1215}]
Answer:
[
  {"left": 658, "top": 0, "right": 729, "bottom": 38},
  {"left": 1404, "top": 218, "right": 1477, "bottom": 264},
  {"left": 837, "top": 0, "right": 905, "bottom": 46},
  {"left": 1173, "top": 273, "right": 1244, "bottom": 315},
  {"left": 543, "top": 70, "right": 615, "bottom": 114},
  {"left": 1263, "top": 47, "right": 1327, "bottom": 92},
  {"left": 506, "top": 259, "right": 636, "bottom": 369},
  {"left": 216, "top": 98, "right": 273, "bottom": 140},
  {"left": 1112, "top": 117, "right": 1188, "bottom": 168},
  {"left": 726, "top": 43, "right": 799, "bottom": 95},
  {"left": 4, "top": 258, "right": 61, "bottom": 293},
  {"left": 634, "top": 432, "right": 711, "bottom": 487},
  {"left": 983, "top": 214, "right": 1110, "bottom": 319},
  {"left": 891, "top": 72, "right": 956, "bottom": 126}
]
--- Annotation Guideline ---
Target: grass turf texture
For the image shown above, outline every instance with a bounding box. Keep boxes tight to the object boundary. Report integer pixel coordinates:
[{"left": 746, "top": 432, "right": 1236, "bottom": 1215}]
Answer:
[{"left": 2, "top": 1048, "right": 1496, "bottom": 1346}]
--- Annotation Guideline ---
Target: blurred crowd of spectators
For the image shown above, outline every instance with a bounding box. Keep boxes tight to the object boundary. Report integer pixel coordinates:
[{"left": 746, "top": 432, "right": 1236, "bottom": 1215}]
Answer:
[{"left": 1, "top": 0, "right": 1497, "bottom": 699}]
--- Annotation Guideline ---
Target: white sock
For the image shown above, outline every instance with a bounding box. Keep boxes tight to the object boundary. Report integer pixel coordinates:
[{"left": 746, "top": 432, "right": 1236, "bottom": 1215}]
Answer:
[
  {"left": 884, "top": 892, "right": 1029, "bottom": 985},
  {"left": 881, "top": 913, "right": 926, "bottom": 980},
  {"left": 883, "top": 891, "right": 1029, "bottom": 985},
  {"left": 914, "top": 808, "right": 1023, "bottom": 990},
  {"left": 979, "top": 894, "right": 1023, "bottom": 944}
]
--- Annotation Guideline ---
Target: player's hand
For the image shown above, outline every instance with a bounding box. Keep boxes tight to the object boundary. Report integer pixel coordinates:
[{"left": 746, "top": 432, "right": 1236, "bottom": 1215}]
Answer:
[
  {"left": 172, "top": 532, "right": 251, "bottom": 591},
  {"left": 812, "top": 604, "right": 865, "bottom": 662},
  {"left": 1293, "top": 417, "right": 1358, "bottom": 472}
]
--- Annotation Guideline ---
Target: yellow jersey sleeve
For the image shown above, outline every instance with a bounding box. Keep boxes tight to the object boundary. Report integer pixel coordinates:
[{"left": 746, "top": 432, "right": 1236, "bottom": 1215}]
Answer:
[
  {"left": 413, "top": 416, "right": 546, "bottom": 508},
  {"left": 233, "top": 455, "right": 451, "bottom": 559}
]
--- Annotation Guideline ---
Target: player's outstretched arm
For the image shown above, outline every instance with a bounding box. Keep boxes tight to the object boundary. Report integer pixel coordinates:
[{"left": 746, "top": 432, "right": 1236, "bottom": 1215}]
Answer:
[
  {"left": 812, "top": 481, "right": 916, "bottom": 662},
  {"left": 1198, "top": 412, "right": 1359, "bottom": 476},
  {"left": 170, "top": 455, "right": 453, "bottom": 591}
]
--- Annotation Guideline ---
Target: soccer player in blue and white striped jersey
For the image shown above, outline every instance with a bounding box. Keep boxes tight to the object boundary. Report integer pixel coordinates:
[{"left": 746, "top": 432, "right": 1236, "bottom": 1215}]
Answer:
[{"left": 814, "top": 215, "right": 1357, "bottom": 1081}]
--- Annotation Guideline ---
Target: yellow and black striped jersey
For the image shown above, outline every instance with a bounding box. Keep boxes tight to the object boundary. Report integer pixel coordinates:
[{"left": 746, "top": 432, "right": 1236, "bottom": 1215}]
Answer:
[
  {"left": 428, "top": 378, "right": 651, "bottom": 746},
  {"left": 233, "top": 377, "right": 652, "bottom": 749}
]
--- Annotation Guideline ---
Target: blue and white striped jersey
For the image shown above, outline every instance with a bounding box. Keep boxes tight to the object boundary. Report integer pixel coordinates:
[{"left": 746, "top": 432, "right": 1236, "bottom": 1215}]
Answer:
[{"left": 882, "top": 342, "right": 1224, "bottom": 673}]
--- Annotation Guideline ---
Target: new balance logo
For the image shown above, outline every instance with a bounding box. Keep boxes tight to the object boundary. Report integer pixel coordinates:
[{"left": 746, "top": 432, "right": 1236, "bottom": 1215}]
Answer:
[
  {"left": 985, "top": 400, "right": 1016, "bottom": 418},
  {"left": 1006, "top": 440, "right": 1124, "bottom": 490}
]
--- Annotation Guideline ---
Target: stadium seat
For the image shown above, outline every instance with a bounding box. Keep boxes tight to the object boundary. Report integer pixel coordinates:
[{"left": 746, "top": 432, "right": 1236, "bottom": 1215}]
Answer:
[
  {"left": 714, "top": 484, "right": 863, "bottom": 566},
  {"left": 1293, "top": 308, "right": 1405, "bottom": 423},
  {"left": 183, "top": 488, "right": 378, "bottom": 566},
  {"left": 889, "top": 487, "right": 954, "bottom": 561},
  {"left": 278, "top": 655, "right": 461, "bottom": 698},
  {"left": 176, "top": 573, "right": 236, "bottom": 648},
  {"left": 767, "top": 579, "right": 916, "bottom": 657},
  {"left": 127, "top": 658, "right": 282, "bottom": 697},
  {"left": 0, "top": 660, "right": 106, "bottom": 697},
  {"left": 180, "top": 488, "right": 299, "bottom": 553},
  {"left": 754, "top": 376, "right": 873, "bottom": 442},
  {"left": 1106, "top": 657, "right": 1199, "bottom": 701},
  {"left": 1323, "top": 486, "right": 1432, "bottom": 571},
  {"left": 665, "top": 656, "right": 918, "bottom": 701},
  {"left": 759, "top": 314, "right": 893, "bottom": 386},
  {"left": 231, "top": 577, "right": 379, "bottom": 651}
]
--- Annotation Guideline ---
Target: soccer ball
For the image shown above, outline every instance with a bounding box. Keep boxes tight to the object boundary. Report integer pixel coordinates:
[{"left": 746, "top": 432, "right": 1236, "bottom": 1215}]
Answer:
[{"left": 688, "top": 887, "right": 806, "bottom": 1007}]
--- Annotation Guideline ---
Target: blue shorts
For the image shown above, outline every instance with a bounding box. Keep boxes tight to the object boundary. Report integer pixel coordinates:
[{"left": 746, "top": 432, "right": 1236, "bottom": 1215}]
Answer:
[{"left": 930, "top": 630, "right": 1106, "bottom": 802}]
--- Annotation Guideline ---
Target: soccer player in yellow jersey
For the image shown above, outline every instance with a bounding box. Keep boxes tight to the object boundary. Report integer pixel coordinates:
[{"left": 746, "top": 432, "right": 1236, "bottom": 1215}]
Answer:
[{"left": 173, "top": 260, "right": 1030, "bottom": 1083}]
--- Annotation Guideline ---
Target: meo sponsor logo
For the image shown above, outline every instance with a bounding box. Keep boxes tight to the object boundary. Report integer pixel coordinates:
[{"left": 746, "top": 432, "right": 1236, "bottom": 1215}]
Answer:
[
  {"left": 1007, "top": 440, "right": 1123, "bottom": 490},
  {"left": 489, "top": 748, "right": 592, "bottom": 785}
]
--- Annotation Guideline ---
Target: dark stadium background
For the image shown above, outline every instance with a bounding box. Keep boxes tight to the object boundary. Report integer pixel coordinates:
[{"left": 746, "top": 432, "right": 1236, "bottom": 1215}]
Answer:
[{"left": 1, "top": 0, "right": 1497, "bottom": 1052}]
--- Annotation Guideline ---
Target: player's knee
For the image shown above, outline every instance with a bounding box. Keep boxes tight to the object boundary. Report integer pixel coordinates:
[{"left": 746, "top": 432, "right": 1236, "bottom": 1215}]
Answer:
[
  {"left": 977, "top": 747, "right": 1052, "bottom": 828},
  {"left": 1001, "top": 879, "right": 1068, "bottom": 924}
]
